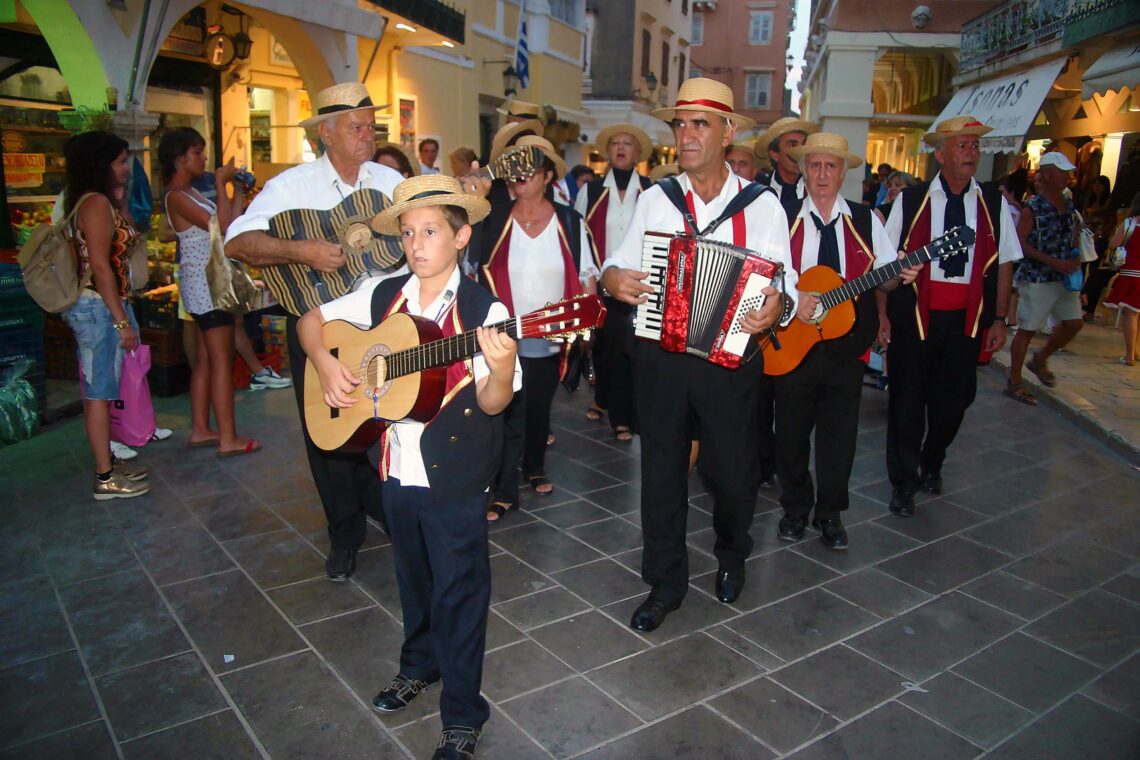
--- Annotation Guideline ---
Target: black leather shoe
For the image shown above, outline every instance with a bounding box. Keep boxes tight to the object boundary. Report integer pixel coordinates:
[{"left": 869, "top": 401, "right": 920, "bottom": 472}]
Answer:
[
  {"left": 715, "top": 567, "right": 746, "bottom": 603},
  {"left": 325, "top": 547, "right": 357, "bottom": 582},
  {"left": 629, "top": 597, "right": 680, "bottom": 632},
  {"left": 371, "top": 673, "right": 440, "bottom": 712},
  {"left": 889, "top": 490, "right": 916, "bottom": 517},
  {"left": 919, "top": 471, "right": 943, "bottom": 495},
  {"left": 778, "top": 515, "right": 807, "bottom": 541},
  {"left": 812, "top": 518, "right": 848, "bottom": 550},
  {"left": 432, "top": 726, "right": 481, "bottom": 759}
]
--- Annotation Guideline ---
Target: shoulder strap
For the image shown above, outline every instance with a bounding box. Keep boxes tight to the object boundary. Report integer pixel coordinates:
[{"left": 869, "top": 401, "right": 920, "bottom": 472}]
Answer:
[
  {"left": 658, "top": 177, "right": 698, "bottom": 235},
  {"left": 703, "top": 182, "right": 769, "bottom": 236}
]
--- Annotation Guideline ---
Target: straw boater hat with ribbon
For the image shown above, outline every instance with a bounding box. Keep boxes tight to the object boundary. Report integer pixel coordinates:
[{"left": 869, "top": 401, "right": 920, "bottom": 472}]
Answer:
[
  {"left": 757, "top": 117, "right": 820, "bottom": 154},
  {"left": 514, "top": 135, "right": 568, "bottom": 180},
  {"left": 299, "top": 82, "right": 387, "bottom": 129},
  {"left": 649, "top": 162, "right": 680, "bottom": 183},
  {"left": 490, "top": 119, "right": 546, "bottom": 163},
  {"left": 787, "top": 132, "right": 864, "bottom": 170},
  {"left": 922, "top": 115, "right": 992, "bottom": 146},
  {"left": 371, "top": 175, "right": 491, "bottom": 236},
  {"left": 652, "top": 77, "right": 756, "bottom": 131},
  {"left": 595, "top": 123, "right": 653, "bottom": 161},
  {"left": 496, "top": 99, "right": 543, "bottom": 120}
]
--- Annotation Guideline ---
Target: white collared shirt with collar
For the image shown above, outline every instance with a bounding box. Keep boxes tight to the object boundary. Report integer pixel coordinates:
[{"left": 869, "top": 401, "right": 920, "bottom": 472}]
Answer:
[
  {"left": 883, "top": 171, "right": 1022, "bottom": 285},
  {"left": 225, "top": 154, "right": 405, "bottom": 242},
  {"left": 605, "top": 169, "right": 799, "bottom": 319},
  {"left": 796, "top": 195, "right": 896, "bottom": 278},
  {"left": 574, "top": 169, "right": 644, "bottom": 258},
  {"left": 320, "top": 265, "right": 521, "bottom": 487},
  {"left": 769, "top": 172, "right": 806, "bottom": 200},
  {"left": 419, "top": 162, "right": 440, "bottom": 175}
]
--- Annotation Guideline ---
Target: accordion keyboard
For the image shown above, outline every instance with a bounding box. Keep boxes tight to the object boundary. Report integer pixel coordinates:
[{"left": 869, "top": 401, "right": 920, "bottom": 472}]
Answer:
[{"left": 633, "top": 232, "right": 672, "bottom": 341}]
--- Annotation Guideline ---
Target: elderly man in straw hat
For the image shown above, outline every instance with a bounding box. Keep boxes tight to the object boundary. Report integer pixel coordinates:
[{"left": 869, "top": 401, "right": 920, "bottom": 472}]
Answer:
[
  {"left": 762, "top": 116, "right": 820, "bottom": 204},
  {"left": 226, "top": 82, "right": 406, "bottom": 582},
  {"left": 575, "top": 122, "right": 654, "bottom": 441},
  {"left": 881, "top": 115, "right": 1021, "bottom": 517},
  {"left": 773, "top": 133, "right": 918, "bottom": 550},
  {"left": 601, "top": 77, "right": 799, "bottom": 632}
]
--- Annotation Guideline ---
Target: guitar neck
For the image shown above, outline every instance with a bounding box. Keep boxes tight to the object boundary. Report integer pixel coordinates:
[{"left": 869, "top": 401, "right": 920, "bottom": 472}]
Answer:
[
  {"left": 385, "top": 318, "right": 520, "bottom": 380},
  {"left": 819, "top": 243, "right": 938, "bottom": 310}
]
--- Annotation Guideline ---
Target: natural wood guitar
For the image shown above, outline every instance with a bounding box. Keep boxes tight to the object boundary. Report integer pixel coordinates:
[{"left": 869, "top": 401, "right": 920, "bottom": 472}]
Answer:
[
  {"left": 264, "top": 145, "right": 544, "bottom": 316},
  {"left": 305, "top": 294, "right": 607, "bottom": 452},
  {"left": 761, "top": 226, "right": 974, "bottom": 376}
]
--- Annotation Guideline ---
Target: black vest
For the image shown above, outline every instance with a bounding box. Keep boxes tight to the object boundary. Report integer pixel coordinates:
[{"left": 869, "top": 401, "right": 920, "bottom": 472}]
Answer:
[
  {"left": 467, "top": 200, "right": 587, "bottom": 283},
  {"left": 366, "top": 274, "right": 505, "bottom": 503},
  {"left": 889, "top": 180, "right": 1004, "bottom": 332},
  {"left": 783, "top": 198, "right": 880, "bottom": 359}
]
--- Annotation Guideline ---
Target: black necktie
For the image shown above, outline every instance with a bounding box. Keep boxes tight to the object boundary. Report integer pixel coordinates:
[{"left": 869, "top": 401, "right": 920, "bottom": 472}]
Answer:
[
  {"left": 776, "top": 176, "right": 799, "bottom": 205},
  {"left": 810, "top": 212, "right": 841, "bottom": 273},
  {"left": 939, "top": 175, "right": 968, "bottom": 277}
]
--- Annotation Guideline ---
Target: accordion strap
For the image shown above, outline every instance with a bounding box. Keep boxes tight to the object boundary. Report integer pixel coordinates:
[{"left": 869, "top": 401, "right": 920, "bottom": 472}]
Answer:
[{"left": 658, "top": 177, "right": 771, "bottom": 238}]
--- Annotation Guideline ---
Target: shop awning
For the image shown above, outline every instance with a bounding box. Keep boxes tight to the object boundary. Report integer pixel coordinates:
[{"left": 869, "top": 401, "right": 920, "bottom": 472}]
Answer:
[
  {"left": 1083, "top": 40, "right": 1140, "bottom": 99},
  {"left": 927, "top": 58, "right": 1067, "bottom": 154}
]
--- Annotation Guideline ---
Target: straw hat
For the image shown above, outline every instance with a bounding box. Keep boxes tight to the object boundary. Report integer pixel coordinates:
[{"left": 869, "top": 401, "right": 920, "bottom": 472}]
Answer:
[
  {"left": 757, "top": 117, "right": 819, "bottom": 154},
  {"left": 922, "top": 115, "right": 992, "bottom": 146},
  {"left": 490, "top": 119, "right": 545, "bottom": 163},
  {"left": 787, "top": 132, "right": 863, "bottom": 170},
  {"left": 595, "top": 123, "right": 653, "bottom": 161},
  {"left": 299, "top": 82, "right": 387, "bottom": 128},
  {"left": 496, "top": 99, "right": 543, "bottom": 120},
  {"left": 649, "top": 162, "right": 680, "bottom": 183},
  {"left": 514, "top": 135, "right": 567, "bottom": 180},
  {"left": 652, "top": 77, "right": 755, "bottom": 131},
  {"left": 373, "top": 141, "right": 420, "bottom": 177},
  {"left": 371, "top": 175, "right": 491, "bottom": 236}
]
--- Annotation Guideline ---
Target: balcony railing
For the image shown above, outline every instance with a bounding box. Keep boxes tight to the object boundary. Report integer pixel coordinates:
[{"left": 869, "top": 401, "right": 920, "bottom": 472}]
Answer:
[{"left": 960, "top": 0, "right": 1068, "bottom": 72}]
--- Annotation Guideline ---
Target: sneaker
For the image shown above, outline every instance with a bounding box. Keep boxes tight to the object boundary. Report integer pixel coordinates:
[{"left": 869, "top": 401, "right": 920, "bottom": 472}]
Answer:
[
  {"left": 109, "top": 441, "right": 137, "bottom": 460},
  {"left": 249, "top": 367, "right": 293, "bottom": 390},
  {"left": 113, "top": 460, "right": 150, "bottom": 482},
  {"left": 151, "top": 427, "right": 173, "bottom": 441},
  {"left": 93, "top": 472, "right": 150, "bottom": 500},
  {"left": 371, "top": 673, "right": 439, "bottom": 712},
  {"left": 432, "top": 726, "right": 481, "bottom": 760}
]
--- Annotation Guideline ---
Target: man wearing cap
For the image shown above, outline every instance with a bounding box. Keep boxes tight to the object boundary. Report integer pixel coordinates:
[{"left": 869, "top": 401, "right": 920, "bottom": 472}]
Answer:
[
  {"left": 882, "top": 116, "right": 1021, "bottom": 517},
  {"left": 726, "top": 141, "right": 759, "bottom": 182},
  {"left": 1006, "top": 152, "right": 1083, "bottom": 404},
  {"left": 601, "top": 78, "right": 798, "bottom": 632},
  {"left": 226, "top": 82, "right": 406, "bottom": 582},
  {"left": 774, "top": 133, "right": 915, "bottom": 549},
  {"left": 762, "top": 117, "right": 819, "bottom": 204},
  {"left": 575, "top": 123, "right": 654, "bottom": 440}
]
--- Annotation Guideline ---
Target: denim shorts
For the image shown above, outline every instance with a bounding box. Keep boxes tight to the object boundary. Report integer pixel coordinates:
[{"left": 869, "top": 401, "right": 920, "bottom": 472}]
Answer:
[{"left": 62, "top": 293, "right": 139, "bottom": 400}]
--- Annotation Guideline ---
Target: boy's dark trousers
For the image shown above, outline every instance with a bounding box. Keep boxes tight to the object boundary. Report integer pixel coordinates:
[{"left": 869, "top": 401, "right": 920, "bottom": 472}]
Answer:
[{"left": 381, "top": 478, "right": 491, "bottom": 729}]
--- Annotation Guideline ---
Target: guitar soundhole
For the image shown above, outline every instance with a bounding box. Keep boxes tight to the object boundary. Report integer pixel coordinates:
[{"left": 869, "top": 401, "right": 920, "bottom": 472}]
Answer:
[
  {"left": 338, "top": 213, "right": 376, "bottom": 254},
  {"left": 361, "top": 344, "right": 393, "bottom": 402}
]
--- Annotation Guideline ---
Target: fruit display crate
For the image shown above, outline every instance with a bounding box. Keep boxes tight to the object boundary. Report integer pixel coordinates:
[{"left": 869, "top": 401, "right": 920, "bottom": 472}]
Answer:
[
  {"left": 141, "top": 324, "right": 186, "bottom": 367},
  {"left": 133, "top": 295, "right": 180, "bottom": 331}
]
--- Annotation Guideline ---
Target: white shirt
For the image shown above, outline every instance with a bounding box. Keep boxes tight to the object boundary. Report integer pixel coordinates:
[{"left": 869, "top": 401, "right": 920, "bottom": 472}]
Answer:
[
  {"left": 605, "top": 170, "right": 799, "bottom": 319},
  {"left": 320, "top": 266, "right": 521, "bottom": 487},
  {"left": 883, "top": 172, "right": 1022, "bottom": 286},
  {"left": 574, "top": 170, "right": 644, "bottom": 258},
  {"left": 769, "top": 172, "right": 806, "bottom": 200},
  {"left": 553, "top": 177, "right": 572, "bottom": 207},
  {"left": 419, "top": 162, "right": 440, "bottom": 175},
  {"left": 795, "top": 195, "right": 896, "bottom": 277}
]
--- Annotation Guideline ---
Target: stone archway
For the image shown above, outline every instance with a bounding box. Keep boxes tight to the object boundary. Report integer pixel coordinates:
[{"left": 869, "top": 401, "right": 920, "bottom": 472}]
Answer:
[{"left": 16, "top": 0, "right": 111, "bottom": 109}]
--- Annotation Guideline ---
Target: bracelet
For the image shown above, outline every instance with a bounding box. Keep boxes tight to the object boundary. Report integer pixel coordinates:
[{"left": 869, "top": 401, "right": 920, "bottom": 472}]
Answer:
[
  {"left": 112, "top": 318, "right": 131, "bottom": 331},
  {"left": 995, "top": 315, "right": 1007, "bottom": 322}
]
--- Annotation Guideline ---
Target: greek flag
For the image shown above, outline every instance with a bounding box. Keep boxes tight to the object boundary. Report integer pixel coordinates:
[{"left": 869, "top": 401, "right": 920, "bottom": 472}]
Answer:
[{"left": 515, "top": 1, "right": 530, "bottom": 90}]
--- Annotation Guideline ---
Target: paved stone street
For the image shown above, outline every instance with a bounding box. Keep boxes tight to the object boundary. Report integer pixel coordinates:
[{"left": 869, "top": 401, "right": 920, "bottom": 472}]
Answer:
[{"left": 1, "top": 369, "right": 1138, "bottom": 759}]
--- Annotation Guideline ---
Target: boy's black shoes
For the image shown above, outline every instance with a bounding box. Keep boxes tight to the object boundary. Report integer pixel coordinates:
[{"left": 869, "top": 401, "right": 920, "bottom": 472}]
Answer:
[
  {"left": 629, "top": 596, "right": 680, "bottom": 632},
  {"left": 325, "top": 548, "right": 357, "bottom": 582},
  {"left": 433, "top": 726, "right": 481, "bottom": 759},
  {"left": 889, "top": 490, "right": 916, "bottom": 517},
  {"left": 371, "top": 674, "right": 439, "bottom": 712}
]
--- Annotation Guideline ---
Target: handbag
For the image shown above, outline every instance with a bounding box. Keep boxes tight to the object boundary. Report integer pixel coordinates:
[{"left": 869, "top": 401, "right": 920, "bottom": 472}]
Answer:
[
  {"left": 560, "top": 339, "right": 587, "bottom": 393},
  {"left": 1078, "top": 227, "right": 1098, "bottom": 263},
  {"left": 16, "top": 192, "right": 98, "bottom": 313},
  {"left": 110, "top": 346, "right": 156, "bottom": 446},
  {"left": 1106, "top": 217, "right": 1134, "bottom": 271},
  {"left": 206, "top": 214, "right": 257, "bottom": 314},
  {"left": 127, "top": 236, "right": 150, "bottom": 291}
]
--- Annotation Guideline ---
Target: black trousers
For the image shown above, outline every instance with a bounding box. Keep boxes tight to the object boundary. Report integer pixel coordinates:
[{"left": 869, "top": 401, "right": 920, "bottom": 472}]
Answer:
[
  {"left": 592, "top": 297, "right": 636, "bottom": 429},
  {"left": 1082, "top": 243, "right": 1113, "bottom": 314},
  {"left": 886, "top": 309, "right": 982, "bottom": 494},
  {"left": 286, "top": 316, "right": 383, "bottom": 550},
  {"left": 382, "top": 479, "right": 490, "bottom": 729},
  {"left": 635, "top": 341, "right": 761, "bottom": 605},
  {"left": 773, "top": 348, "right": 864, "bottom": 520},
  {"left": 756, "top": 374, "right": 776, "bottom": 480},
  {"left": 493, "top": 354, "right": 560, "bottom": 505}
]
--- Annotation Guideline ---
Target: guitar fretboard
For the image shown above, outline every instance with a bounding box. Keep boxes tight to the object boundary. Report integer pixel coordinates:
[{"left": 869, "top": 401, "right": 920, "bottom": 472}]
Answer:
[
  {"left": 381, "top": 318, "right": 520, "bottom": 381},
  {"left": 819, "top": 230, "right": 964, "bottom": 310}
]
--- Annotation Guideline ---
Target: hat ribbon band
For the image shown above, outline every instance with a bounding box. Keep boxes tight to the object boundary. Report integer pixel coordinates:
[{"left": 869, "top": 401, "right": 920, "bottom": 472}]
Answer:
[
  {"left": 406, "top": 190, "right": 453, "bottom": 202},
  {"left": 511, "top": 111, "right": 540, "bottom": 119},
  {"left": 317, "top": 96, "right": 374, "bottom": 117},
  {"left": 940, "top": 119, "right": 985, "bottom": 132},
  {"left": 674, "top": 98, "right": 734, "bottom": 115}
]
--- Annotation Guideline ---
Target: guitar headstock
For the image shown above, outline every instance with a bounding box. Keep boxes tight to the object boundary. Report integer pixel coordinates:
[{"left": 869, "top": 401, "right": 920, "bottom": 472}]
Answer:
[
  {"left": 489, "top": 146, "right": 545, "bottom": 182},
  {"left": 929, "top": 225, "right": 976, "bottom": 268},
  {"left": 520, "top": 295, "right": 608, "bottom": 343}
]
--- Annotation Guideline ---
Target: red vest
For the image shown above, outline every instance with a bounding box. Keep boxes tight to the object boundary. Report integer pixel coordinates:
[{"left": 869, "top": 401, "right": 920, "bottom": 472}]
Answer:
[
  {"left": 788, "top": 213, "right": 875, "bottom": 280},
  {"left": 480, "top": 217, "right": 581, "bottom": 315}
]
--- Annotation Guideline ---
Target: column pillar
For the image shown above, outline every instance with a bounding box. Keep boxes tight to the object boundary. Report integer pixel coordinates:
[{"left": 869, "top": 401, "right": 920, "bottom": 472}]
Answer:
[{"left": 818, "top": 44, "right": 876, "bottom": 199}]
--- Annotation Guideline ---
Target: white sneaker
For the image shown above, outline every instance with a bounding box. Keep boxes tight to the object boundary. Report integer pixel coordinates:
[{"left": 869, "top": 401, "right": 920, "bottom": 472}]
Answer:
[
  {"left": 110, "top": 441, "right": 138, "bottom": 460},
  {"left": 250, "top": 367, "right": 293, "bottom": 390},
  {"left": 151, "top": 427, "right": 173, "bottom": 441}
]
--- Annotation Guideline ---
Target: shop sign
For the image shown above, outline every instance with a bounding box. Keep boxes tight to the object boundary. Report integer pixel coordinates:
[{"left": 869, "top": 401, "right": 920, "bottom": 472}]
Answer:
[
  {"left": 1, "top": 130, "right": 27, "bottom": 152},
  {"left": 1064, "top": 0, "right": 1140, "bottom": 47},
  {"left": 3, "top": 151, "right": 46, "bottom": 188}
]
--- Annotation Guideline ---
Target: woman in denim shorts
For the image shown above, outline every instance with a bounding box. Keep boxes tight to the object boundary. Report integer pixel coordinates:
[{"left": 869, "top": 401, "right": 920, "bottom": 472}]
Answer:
[{"left": 60, "top": 131, "right": 151, "bottom": 500}]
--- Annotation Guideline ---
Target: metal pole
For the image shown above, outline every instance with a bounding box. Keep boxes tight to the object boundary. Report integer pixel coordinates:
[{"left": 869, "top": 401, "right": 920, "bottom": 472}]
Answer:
[{"left": 126, "top": 0, "right": 154, "bottom": 106}]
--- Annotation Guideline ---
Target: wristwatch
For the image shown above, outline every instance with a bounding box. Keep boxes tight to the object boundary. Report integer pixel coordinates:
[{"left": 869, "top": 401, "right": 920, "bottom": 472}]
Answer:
[{"left": 112, "top": 318, "right": 131, "bottom": 331}]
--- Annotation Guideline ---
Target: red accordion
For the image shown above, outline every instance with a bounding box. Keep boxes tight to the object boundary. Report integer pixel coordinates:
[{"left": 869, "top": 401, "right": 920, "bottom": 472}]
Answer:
[{"left": 634, "top": 232, "right": 784, "bottom": 369}]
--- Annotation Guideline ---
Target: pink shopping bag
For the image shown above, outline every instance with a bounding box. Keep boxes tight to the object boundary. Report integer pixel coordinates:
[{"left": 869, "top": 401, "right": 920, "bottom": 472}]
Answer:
[{"left": 110, "top": 346, "right": 157, "bottom": 446}]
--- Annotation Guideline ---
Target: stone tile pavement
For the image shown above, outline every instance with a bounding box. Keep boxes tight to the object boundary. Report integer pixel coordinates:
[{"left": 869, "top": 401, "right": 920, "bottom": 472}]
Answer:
[{"left": 1, "top": 370, "right": 1138, "bottom": 758}]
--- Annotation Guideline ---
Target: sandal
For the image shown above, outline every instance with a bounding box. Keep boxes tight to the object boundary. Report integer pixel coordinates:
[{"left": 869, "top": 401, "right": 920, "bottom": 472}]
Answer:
[
  {"left": 1121, "top": 356, "right": 1135, "bottom": 367},
  {"left": 1003, "top": 381, "right": 1038, "bottom": 406},
  {"left": 585, "top": 405, "right": 605, "bottom": 422},
  {"left": 1025, "top": 355, "right": 1056, "bottom": 387},
  {"left": 614, "top": 426, "right": 634, "bottom": 442},
  {"left": 188, "top": 436, "right": 220, "bottom": 449},
  {"left": 527, "top": 475, "right": 554, "bottom": 496},
  {"left": 216, "top": 439, "right": 263, "bottom": 458},
  {"left": 487, "top": 501, "right": 514, "bottom": 523}
]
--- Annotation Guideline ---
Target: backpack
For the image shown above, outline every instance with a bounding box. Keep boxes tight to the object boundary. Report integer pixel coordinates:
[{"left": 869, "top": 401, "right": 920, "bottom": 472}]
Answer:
[{"left": 16, "top": 192, "right": 98, "bottom": 313}]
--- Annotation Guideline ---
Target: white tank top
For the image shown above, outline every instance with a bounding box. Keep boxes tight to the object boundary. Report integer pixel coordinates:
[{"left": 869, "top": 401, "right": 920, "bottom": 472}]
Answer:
[{"left": 167, "top": 190, "right": 217, "bottom": 315}]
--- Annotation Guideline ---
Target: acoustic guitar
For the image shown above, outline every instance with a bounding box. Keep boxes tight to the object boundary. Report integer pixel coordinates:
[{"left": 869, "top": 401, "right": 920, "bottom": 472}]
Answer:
[
  {"left": 305, "top": 294, "right": 607, "bottom": 452},
  {"left": 761, "top": 226, "right": 974, "bottom": 376},
  {"left": 264, "top": 145, "right": 544, "bottom": 316}
]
